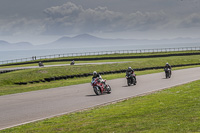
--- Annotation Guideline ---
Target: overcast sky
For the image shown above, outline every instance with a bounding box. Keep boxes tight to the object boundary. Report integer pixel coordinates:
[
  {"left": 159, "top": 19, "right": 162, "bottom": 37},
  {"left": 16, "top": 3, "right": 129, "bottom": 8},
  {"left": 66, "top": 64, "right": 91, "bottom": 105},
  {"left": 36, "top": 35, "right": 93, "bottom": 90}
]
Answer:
[{"left": 0, "top": 0, "right": 200, "bottom": 44}]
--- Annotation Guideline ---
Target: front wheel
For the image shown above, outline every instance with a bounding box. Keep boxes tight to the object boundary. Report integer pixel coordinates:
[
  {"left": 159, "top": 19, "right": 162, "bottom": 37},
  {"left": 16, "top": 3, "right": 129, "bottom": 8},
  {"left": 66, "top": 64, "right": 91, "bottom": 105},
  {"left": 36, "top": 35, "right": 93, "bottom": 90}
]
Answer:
[
  {"left": 166, "top": 72, "right": 169, "bottom": 78},
  {"left": 127, "top": 78, "right": 131, "bottom": 86},
  {"left": 133, "top": 77, "right": 137, "bottom": 85},
  {"left": 94, "top": 86, "right": 101, "bottom": 95},
  {"left": 106, "top": 85, "right": 111, "bottom": 94}
]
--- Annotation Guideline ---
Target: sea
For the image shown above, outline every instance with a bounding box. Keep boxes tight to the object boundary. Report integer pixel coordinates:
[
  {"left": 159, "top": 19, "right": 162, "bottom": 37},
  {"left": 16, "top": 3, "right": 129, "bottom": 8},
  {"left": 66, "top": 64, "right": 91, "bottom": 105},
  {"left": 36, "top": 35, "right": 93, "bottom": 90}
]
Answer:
[{"left": 0, "top": 43, "right": 200, "bottom": 62}]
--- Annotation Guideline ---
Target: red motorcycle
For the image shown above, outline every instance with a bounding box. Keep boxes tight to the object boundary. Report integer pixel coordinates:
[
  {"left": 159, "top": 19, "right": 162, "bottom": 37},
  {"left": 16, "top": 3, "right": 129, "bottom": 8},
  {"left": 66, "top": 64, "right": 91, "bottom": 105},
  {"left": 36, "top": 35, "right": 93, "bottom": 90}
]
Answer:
[{"left": 91, "top": 78, "right": 111, "bottom": 95}]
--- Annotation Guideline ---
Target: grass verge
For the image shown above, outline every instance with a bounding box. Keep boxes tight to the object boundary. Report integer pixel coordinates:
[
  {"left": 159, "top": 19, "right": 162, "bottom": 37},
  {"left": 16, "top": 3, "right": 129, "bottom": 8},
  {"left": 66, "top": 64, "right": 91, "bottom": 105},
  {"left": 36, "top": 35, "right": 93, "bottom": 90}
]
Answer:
[
  {"left": 0, "top": 65, "right": 199, "bottom": 96},
  {"left": 0, "top": 53, "right": 199, "bottom": 96},
  {"left": 1, "top": 50, "right": 200, "bottom": 68},
  {"left": 1, "top": 55, "right": 200, "bottom": 84},
  {"left": 1, "top": 80, "right": 200, "bottom": 133}
]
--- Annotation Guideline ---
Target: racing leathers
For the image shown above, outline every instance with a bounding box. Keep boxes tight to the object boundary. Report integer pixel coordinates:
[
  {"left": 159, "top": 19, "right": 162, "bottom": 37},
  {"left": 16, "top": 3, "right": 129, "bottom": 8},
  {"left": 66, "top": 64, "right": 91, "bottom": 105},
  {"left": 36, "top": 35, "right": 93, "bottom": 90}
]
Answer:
[
  {"left": 126, "top": 67, "right": 136, "bottom": 82},
  {"left": 164, "top": 64, "right": 172, "bottom": 75}
]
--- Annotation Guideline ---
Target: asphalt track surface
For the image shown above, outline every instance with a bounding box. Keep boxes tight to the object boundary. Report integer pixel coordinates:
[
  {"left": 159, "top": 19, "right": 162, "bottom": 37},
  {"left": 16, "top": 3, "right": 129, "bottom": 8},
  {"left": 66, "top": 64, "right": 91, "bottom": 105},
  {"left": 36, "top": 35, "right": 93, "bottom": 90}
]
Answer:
[{"left": 0, "top": 67, "right": 200, "bottom": 130}]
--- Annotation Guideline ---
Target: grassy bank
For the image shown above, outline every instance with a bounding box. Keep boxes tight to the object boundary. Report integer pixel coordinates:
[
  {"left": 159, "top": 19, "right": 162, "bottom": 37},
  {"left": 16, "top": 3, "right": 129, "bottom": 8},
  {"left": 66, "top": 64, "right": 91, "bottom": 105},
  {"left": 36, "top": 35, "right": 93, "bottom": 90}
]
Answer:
[
  {"left": 0, "top": 54, "right": 200, "bottom": 96},
  {"left": 1, "top": 55, "right": 200, "bottom": 84},
  {"left": 2, "top": 80, "right": 200, "bottom": 133},
  {"left": 0, "top": 65, "right": 199, "bottom": 96}
]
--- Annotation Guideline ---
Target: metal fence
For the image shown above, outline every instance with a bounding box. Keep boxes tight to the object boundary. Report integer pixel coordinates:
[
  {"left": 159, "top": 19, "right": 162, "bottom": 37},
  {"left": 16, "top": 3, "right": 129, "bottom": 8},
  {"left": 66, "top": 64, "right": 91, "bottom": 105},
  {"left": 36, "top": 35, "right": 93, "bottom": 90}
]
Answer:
[{"left": 1, "top": 46, "right": 200, "bottom": 65}]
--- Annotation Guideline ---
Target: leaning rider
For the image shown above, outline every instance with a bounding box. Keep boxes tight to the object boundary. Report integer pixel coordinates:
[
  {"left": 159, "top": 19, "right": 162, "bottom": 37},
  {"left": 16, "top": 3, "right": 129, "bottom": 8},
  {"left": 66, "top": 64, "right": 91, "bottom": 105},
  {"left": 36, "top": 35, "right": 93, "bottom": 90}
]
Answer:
[
  {"left": 126, "top": 67, "right": 136, "bottom": 81},
  {"left": 38, "top": 61, "right": 44, "bottom": 67},
  {"left": 92, "top": 71, "right": 106, "bottom": 86},
  {"left": 164, "top": 62, "right": 172, "bottom": 75},
  {"left": 92, "top": 71, "right": 102, "bottom": 81}
]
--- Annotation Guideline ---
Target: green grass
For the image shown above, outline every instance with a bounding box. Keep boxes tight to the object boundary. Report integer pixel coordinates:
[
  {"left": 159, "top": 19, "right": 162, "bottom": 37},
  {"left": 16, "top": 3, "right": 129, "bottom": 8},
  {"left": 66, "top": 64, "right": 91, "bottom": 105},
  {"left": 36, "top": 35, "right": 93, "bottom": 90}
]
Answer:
[
  {"left": 2, "top": 55, "right": 200, "bottom": 84},
  {"left": 0, "top": 65, "right": 199, "bottom": 96},
  {"left": 1, "top": 51, "right": 200, "bottom": 132},
  {"left": 2, "top": 80, "right": 200, "bottom": 133},
  {"left": 0, "top": 54, "right": 200, "bottom": 96}
]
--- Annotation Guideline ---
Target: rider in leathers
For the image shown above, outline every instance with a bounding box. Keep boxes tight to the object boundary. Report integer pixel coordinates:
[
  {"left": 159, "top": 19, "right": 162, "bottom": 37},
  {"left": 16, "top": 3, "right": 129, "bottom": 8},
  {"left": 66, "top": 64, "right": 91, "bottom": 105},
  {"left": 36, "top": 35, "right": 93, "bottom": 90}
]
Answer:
[
  {"left": 126, "top": 67, "right": 136, "bottom": 83},
  {"left": 164, "top": 62, "right": 172, "bottom": 75},
  {"left": 92, "top": 71, "right": 106, "bottom": 88}
]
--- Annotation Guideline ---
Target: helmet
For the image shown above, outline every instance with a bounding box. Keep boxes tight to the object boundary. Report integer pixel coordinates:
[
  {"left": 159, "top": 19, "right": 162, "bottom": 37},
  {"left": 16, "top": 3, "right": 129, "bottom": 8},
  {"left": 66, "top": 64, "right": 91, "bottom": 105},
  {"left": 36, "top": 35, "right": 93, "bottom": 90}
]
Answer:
[
  {"left": 93, "top": 71, "right": 97, "bottom": 75},
  {"left": 166, "top": 62, "right": 169, "bottom": 65},
  {"left": 128, "top": 67, "right": 132, "bottom": 69}
]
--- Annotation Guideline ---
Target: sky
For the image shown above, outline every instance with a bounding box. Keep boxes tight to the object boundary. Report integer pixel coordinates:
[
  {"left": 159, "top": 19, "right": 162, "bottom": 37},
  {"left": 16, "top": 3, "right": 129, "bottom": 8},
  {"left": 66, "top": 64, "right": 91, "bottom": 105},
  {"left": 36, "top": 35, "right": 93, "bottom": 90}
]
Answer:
[{"left": 0, "top": 0, "right": 200, "bottom": 45}]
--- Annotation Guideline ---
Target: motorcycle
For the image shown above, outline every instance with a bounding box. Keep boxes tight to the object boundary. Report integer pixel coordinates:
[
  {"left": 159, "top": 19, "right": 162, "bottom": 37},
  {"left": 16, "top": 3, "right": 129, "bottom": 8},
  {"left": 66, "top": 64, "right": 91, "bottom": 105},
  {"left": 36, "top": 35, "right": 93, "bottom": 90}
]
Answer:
[
  {"left": 91, "top": 78, "right": 111, "bottom": 95},
  {"left": 126, "top": 71, "right": 136, "bottom": 86},
  {"left": 38, "top": 62, "right": 44, "bottom": 67},
  {"left": 164, "top": 68, "right": 171, "bottom": 78},
  {"left": 70, "top": 61, "right": 75, "bottom": 65}
]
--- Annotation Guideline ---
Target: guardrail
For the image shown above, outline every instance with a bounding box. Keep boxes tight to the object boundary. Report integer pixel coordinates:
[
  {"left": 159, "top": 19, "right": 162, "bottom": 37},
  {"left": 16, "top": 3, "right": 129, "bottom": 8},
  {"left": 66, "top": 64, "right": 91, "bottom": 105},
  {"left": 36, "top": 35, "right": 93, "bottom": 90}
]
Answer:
[{"left": 1, "top": 46, "right": 200, "bottom": 65}]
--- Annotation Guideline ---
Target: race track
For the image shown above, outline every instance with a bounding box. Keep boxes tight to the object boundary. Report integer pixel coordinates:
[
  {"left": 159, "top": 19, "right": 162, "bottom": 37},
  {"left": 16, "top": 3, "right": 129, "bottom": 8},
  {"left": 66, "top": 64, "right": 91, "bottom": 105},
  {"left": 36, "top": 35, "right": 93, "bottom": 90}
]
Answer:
[{"left": 0, "top": 67, "right": 200, "bottom": 130}]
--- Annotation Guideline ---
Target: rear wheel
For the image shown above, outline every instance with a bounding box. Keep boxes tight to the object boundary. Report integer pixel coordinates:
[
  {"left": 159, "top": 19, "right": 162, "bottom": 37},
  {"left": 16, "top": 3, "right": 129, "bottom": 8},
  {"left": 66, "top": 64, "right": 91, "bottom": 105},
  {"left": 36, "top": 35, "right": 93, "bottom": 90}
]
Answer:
[{"left": 94, "top": 86, "right": 101, "bottom": 95}]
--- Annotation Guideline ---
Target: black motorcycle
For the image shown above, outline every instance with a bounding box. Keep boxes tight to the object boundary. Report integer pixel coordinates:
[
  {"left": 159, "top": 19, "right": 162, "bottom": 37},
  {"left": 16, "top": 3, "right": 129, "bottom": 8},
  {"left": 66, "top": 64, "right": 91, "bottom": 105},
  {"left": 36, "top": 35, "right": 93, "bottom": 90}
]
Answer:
[
  {"left": 38, "top": 62, "right": 44, "bottom": 67},
  {"left": 126, "top": 72, "right": 136, "bottom": 86},
  {"left": 70, "top": 61, "right": 75, "bottom": 65},
  {"left": 164, "top": 68, "right": 171, "bottom": 78}
]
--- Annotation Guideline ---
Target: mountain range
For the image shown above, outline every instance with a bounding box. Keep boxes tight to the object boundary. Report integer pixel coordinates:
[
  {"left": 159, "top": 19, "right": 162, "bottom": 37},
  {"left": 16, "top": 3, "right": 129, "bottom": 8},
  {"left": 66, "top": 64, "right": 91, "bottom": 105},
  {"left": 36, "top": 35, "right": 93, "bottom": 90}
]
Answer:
[
  {"left": 1, "top": 34, "right": 200, "bottom": 51},
  {"left": 0, "top": 40, "right": 33, "bottom": 51}
]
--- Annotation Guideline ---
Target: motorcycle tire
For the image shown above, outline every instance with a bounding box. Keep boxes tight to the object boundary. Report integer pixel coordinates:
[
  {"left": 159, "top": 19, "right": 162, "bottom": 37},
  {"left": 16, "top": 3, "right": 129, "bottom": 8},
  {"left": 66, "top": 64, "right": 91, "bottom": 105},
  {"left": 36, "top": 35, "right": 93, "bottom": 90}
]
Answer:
[
  {"left": 133, "top": 78, "right": 136, "bottom": 85},
  {"left": 127, "top": 79, "right": 131, "bottom": 86},
  {"left": 106, "top": 85, "right": 111, "bottom": 94},
  {"left": 94, "top": 86, "right": 101, "bottom": 95},
  {"left": 165, "top": 72, "right": 168, "bottom": 78},
  {"left": 131, "top": 78, "right": 134, "bottom": 84}
]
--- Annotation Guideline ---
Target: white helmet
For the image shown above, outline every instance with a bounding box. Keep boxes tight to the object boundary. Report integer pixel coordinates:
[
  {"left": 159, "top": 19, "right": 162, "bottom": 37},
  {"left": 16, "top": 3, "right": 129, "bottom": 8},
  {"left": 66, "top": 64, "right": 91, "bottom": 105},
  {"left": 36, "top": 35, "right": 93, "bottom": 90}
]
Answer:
[
  {"left": 166, "top": 62, "right": 169, "bottom": 65},
  {"left": 93, "top": 71, "right": 97, "bottom": 75},
  {"left": 128, "top": 67, "right": 132, "bottom": 69}
]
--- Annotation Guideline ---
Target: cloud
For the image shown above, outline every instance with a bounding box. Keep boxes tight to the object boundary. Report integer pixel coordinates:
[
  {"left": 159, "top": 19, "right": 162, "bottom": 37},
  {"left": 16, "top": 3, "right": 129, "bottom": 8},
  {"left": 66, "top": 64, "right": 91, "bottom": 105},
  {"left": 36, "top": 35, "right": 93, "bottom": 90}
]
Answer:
[
  {"left": 42, "top": 2, "right": 169, "bottom": 35},
  {"left": 179, "top": 13, "right": 200, "bottom": 28},
  {"left": 0, "top": 17, "right": 44, "bottom": 36},
  {"left": 44, "top": 2, "right": 83, "bottom": 19},
  {"left": 1, "top": 1, "right": 199, "bottom": 38}
]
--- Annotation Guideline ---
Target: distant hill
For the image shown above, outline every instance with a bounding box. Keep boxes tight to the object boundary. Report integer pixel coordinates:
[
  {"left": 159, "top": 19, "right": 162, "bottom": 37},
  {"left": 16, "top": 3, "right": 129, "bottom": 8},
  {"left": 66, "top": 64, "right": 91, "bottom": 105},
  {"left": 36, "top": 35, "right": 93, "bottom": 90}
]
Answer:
[
  {"left": 0, "top": 40, "right": 33, "bottom": 51},
  {"left": 40, "top": 34, "right": 200, "bottom": 49},
  {"left": 1, "top": 34, "right": 200, "bottom": 51},
  {"left": 0, "top": 40, "right": 10, "bottom": 45},
  {"left": 40, "top": 34, "right": 113, "bottom": 48}
]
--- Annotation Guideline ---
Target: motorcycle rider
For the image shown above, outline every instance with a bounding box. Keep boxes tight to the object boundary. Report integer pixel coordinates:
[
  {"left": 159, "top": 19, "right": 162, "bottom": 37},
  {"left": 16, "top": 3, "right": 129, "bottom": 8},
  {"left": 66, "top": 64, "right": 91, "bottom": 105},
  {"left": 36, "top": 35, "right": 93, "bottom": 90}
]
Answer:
[
  {"left": 164, "top": 62, "right": 172, "bottom": 75},
  {"left": 70, "top": 60, "right": 75, "bottom": 65},
  {"left": 126, "top": 67, "right": 136, "bottom": 83},
  {"left": 92, "top": 71, "right": 102, "bottom": 81},
  {"left": 38, "top": 61, "right": 44, "bottom": 67},
  {"left": 92, "top": 71, "right": 106, "bottom": 87}
]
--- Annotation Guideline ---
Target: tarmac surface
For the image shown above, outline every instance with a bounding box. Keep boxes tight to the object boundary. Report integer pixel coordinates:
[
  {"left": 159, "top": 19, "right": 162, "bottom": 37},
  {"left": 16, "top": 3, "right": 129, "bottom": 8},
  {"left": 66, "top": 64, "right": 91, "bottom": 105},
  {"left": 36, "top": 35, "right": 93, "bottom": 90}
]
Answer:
[{"left": 0, "top": 67, "right": 200, "bottom": 130}]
